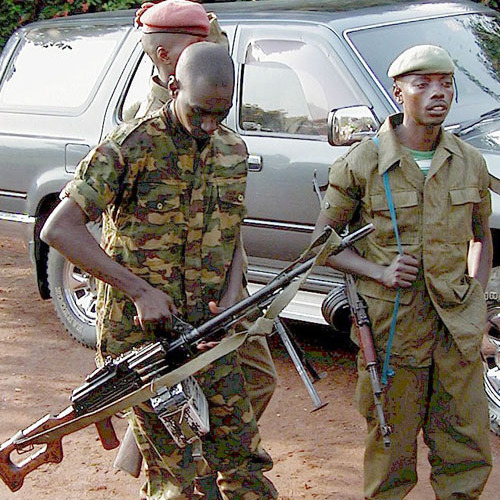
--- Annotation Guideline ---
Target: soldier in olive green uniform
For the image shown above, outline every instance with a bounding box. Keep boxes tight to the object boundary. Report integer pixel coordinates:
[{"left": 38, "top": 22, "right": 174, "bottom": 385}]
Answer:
[
  {"left": 41, "top": 42, "right": 277, "bottom": 500},
  {"left": 314, "top": 45, "right": 492, "bottom": 499},
  {"left": 124, "top": 1, "right": 229, "bottom": 121}
]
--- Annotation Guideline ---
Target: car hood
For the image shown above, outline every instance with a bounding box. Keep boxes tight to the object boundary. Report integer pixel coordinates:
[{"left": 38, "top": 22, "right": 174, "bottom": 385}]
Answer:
[
  {"left": 457, "top": 122, "right": 500, "bottom": 178},
  {"left": 463, "top": 124, "right": 500, "bottom": 230}
]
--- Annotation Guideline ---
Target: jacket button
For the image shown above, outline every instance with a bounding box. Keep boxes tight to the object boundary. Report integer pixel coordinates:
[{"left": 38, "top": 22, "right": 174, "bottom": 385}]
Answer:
[
  {"left": 237, "top": 194, "right": 244, "bottom": 202},
  {"left": 324, "top": 201, "right": 330, "bottom": 209},
  {"left": 157, "top": 202, "right": 163, "bottom": 210}
]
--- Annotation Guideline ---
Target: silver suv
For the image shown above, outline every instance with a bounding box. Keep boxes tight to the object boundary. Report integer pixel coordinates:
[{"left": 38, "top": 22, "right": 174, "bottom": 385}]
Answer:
[{"left": 1, "top": 0, "right": 500, "bottom": 350}]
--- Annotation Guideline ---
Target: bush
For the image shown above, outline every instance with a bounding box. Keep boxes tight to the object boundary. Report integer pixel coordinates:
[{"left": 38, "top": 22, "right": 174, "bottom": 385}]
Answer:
[
  {"left": 0, "top": 1, "right": 138, "bottom": 51},
  {"left": 0, "top": 0, "right": 499, "bottom": 52}
]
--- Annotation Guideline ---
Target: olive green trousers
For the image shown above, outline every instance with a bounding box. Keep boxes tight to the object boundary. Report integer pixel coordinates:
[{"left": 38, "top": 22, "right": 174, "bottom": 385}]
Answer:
[{"left": 356, "top": 328, "right": 492, "bottom": 499}]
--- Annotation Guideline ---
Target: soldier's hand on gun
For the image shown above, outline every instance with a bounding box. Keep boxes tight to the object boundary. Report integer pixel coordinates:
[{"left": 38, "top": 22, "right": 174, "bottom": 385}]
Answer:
[
  {"left": 193, "top": 300, "right": 226, "bottom": 351},
  {"left": 133, "top": 287, "right": 178, "bottom": 337},
  {"left": 380, "top": 253, "right": 418, "bottom": 289}
]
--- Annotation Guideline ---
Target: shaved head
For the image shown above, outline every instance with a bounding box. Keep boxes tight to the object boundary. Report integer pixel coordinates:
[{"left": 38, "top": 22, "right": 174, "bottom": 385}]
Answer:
[
  {"left": 175, "top": 41, "right": 234, "bottom": 91},
  {"left": 169, "top": 42, "right": 235, "bottom": 139},
  {"left": 141, "top": 31, "right": 202, "bottom": 82}
]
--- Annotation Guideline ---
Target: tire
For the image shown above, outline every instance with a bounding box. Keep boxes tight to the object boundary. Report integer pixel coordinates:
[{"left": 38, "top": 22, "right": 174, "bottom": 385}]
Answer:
[
  {"left": 484, "top": 266, "right": 500, "bottom": 435},
  {"left": 46, "top": 222, "right": 101, "bottom": 349},
  {"left": 47, "top": 247, "right": 98, "bottom": 348}
]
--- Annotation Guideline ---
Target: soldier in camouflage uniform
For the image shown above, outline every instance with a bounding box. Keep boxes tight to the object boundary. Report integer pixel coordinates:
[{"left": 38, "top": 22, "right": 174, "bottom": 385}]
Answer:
[
  {"left": 41, "top": 42, "right": 277, "bottom": 500},
  {"left": 128, "top": 0, "right": 278, "bottom": 425},
  {"left": 123, "top": 3, "right": 278, "bottom": 497}
]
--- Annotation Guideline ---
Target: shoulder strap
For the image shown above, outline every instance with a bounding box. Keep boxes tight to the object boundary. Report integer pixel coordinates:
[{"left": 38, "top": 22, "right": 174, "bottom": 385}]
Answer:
[{"left": 372, "top": 136, "right": 401, "bottom": 384}]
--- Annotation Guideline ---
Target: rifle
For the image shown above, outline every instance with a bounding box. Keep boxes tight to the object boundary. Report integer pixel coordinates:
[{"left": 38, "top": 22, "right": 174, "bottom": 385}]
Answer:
[
  {"left": 344, "top": 273, "right": 391, "bottom": 447},
  {"left": 113, "top": 317, "right": 328, "bottom": 479},
  {"left": 0, "top": 224, "right": 372, "bottom": 492}
]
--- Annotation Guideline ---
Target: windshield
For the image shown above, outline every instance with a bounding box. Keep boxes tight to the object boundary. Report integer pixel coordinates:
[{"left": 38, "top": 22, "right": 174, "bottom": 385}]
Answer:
[
  {"left": 0, "top": 23, "right": 129, "bottom": 112},
  {"left": 346, "top": 12, "right": 500, "bottom": 126}
]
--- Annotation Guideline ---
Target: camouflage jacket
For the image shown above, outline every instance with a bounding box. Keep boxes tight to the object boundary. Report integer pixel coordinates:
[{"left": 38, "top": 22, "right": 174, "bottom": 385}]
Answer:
[{"left": 66, "top": 104, "right": 248, "bottom": 355}]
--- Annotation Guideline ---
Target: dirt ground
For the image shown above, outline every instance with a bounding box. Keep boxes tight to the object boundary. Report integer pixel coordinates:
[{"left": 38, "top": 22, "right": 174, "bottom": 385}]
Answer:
[{"left": 1, "top": 221, "right": 500, "bottom": 500}]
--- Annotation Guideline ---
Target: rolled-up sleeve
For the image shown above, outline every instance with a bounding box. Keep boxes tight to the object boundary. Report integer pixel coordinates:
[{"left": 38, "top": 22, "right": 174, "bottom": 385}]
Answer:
[
  {"left": 64, "top": 140, "right": 126, "bottom": 221},
  {"left": 321, "top": 157, "right": 360, "bottom": 227},
  {"left": 477, "top": 157, "right": 492, "bottom": 220}
]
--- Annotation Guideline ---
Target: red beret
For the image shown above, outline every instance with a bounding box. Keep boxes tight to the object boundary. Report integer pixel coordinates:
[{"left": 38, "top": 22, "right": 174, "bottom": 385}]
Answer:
[{"left": 136, "top": 0, "right": 210, "bottom": 37}]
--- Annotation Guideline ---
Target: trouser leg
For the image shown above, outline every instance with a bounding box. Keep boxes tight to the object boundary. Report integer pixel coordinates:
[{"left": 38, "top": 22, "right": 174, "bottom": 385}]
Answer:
[
  {"left": 129, "top": 405, "right": 199, "bottom": 500},
  {"left": 196, "top": 351, "right": 277, "bottom": 500},
  {"left": 129, "top": 351, "right": 276, "bottom": 499},
  {"left": 197, "top": 333, "right": 277, "bottom": 499},
  {"left": 423, "top": 329, "right": 492, "bottom": 499},
  {"left": 236, "top": 333, "right": 277, "bottom": 420},
  {"left": 356, "top": 355, "right": 429, "bottom": 499}
]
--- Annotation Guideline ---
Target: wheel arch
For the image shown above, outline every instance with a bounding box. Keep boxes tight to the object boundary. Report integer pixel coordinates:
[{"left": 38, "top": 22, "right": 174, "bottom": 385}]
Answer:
[{"left": 34, "top": 194, "right": 61, "bottom": 299}]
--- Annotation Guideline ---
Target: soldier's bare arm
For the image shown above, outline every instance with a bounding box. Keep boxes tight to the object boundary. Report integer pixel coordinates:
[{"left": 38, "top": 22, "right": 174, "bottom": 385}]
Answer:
[
  {"left": 41, "top": 197, "right": 177, "bottom": 330},
  {"left": 313, "top": 211, "right": 418, "bottom": 288}
]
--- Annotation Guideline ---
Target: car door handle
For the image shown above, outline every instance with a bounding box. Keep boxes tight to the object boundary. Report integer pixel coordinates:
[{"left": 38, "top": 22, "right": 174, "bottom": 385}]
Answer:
[{"left": 248, "top": 155, "right": 262, "bottom": 172}]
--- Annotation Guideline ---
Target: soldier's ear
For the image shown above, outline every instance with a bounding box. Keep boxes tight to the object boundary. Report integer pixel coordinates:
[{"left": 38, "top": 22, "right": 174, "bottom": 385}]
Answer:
[
  {"left": 156, "top": 45, "right": 170, "bottom": 64},
  {"left": 168, "top": 75, "right": 179, "bottom": 97},
  {"left": 393, "top": 82, "right": 403, "bottom": 105}
]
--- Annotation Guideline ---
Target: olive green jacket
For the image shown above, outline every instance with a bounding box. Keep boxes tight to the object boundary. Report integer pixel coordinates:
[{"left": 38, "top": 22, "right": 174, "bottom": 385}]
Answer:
[{"left": 322, "top": 114, "right": 491, "bottom": 364}]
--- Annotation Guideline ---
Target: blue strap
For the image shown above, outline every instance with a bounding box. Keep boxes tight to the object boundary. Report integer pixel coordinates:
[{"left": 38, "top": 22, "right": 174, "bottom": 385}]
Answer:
[
  {"left": 381, "top": 172, "right": 402, "bottom": 385},
  {"left": 372, "top": 136, "right": 401, "bottom": 385},
  {"left": 382, "top": 174, "right": 403, "bottom": 255}
]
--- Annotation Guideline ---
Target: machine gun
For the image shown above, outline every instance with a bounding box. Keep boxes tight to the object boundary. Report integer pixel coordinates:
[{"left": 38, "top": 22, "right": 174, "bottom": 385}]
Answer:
[{"left": 0, "top": 224, "right": 373, "bottom": 492}]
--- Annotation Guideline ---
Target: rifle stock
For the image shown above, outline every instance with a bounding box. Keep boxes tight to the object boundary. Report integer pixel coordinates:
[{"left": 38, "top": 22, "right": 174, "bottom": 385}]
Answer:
[
  {"left": 344, "top": 273, "right": 391, "bottom": 447},
  {"left": 0, "top": 225, "right": 372, "bottom": 491}
]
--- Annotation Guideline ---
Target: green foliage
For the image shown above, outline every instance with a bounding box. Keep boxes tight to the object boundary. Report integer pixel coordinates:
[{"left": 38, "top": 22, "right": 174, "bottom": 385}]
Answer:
[
  {"left": 482, "top": 1, "right": 500, "bottom": 11},
  {"left": 1, "top": 0, "right": 500, "bottom": 52},
  {"left": 0, "top": 1, "right": 139, "bottom": 51}
]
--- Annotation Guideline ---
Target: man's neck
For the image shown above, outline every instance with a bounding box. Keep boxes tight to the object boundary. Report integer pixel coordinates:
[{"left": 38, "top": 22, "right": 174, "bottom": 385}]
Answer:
[
  {"left": 154, "top": 73, "right": 169, "bottom": 89},
  {"left": 395, "top": 118, "right": 441, "bottom": 152}
]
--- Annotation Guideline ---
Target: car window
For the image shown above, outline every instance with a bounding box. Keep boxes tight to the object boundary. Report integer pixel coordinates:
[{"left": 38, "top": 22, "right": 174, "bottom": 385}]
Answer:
[
  {"left": 0, "top": 24, "right": 129, "bottom": 113},
  {"left": 120, "top": 52, "right": 155, "bottom": 121},
  {"left": 347, "top": 12, "right": 500, "bottom": 126},
  {"left": 239, "top": 38, "right": 363, "bottom": 138}
]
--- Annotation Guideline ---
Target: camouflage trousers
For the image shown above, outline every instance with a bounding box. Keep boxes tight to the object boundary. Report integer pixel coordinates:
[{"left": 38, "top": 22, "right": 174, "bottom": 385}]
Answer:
[
  {"left": 356, "top": 325, "right": 492, "bottom": 499},
  {"left": 130, "top": 349, "right": 278, "bottom": 500},
  {"left": 236, "top": 333, "right": 277, "bottom": 420}
]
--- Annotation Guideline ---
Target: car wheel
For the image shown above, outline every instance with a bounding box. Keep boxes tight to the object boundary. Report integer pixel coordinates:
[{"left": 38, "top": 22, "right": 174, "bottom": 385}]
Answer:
[
  {"left": 46, "top": 247, "right": 98, "bottom": 348},
  {"left": 45, "top": 221, "right": 101, "bottom": 349},
  {"left": 485, "top": 266, "right": 500, "bottom": 435}
]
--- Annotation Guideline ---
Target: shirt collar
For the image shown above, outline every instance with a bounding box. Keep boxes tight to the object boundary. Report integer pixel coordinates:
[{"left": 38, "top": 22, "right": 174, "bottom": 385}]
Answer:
[
  {"left": 150, "top": 75, "right": 171, "bottom": 105},
  {"left": 376, "top": 113, "right": 462, "bottom": 175},
  {"left": 161, "top": 100, "right": 211, "bottom": 151}
]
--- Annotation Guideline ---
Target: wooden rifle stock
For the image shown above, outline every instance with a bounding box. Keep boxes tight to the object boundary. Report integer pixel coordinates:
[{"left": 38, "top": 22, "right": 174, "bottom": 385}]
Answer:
[
  {"left": 345, "top": 273, "right": 391, "bottom": 448},
  {"left": 0, "top": 407, "right": 119, "bottom": 492}
]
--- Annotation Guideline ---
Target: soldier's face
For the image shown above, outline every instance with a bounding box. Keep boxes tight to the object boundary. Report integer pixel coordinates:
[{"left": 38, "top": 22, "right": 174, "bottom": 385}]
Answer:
[
  {"left": 173, "top": 79, "right": 233, "bottom": 139},
  {"left": 394, "top": 73, "right": 454, "bottom": 127}
]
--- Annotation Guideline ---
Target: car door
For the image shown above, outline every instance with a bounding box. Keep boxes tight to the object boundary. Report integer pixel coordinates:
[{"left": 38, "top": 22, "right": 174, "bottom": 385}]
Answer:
[{"left": 228, "top": 24, "right": 371, "bottom": 278}]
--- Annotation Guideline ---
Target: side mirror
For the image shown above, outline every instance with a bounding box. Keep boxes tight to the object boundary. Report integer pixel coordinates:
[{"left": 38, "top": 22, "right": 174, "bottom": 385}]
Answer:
[{"left": 328, "top": 105, "right": 379, "bottom": 146}]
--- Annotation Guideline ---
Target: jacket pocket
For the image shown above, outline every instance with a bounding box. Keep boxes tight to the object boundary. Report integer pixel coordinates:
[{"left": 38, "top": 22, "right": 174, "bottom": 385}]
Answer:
[
  {"left": 357, "top": 278, "right": 413, "bottom": 305},
  {"left": 370, "top": 189, "right": 420, "bottom": 245},
  {"left": 216, "top": 182, "right": 247, "bottom": 228},
  {"left": 135, "top": 180, "right": 186, "bottom": 227},
  {"left": 447, "top": 187, "right": 480, "bottom": 242}
]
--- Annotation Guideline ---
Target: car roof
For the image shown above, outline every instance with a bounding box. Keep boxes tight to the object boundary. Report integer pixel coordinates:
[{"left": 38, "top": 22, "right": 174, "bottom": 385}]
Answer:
[{"left": 16, "top": 0, "right": 494, "bottom": 34}]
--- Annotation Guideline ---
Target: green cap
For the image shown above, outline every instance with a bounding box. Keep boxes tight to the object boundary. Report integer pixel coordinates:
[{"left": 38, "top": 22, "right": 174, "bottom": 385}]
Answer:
[{"left": 388, "top": 44, "right": 455, "bottom": 78}]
